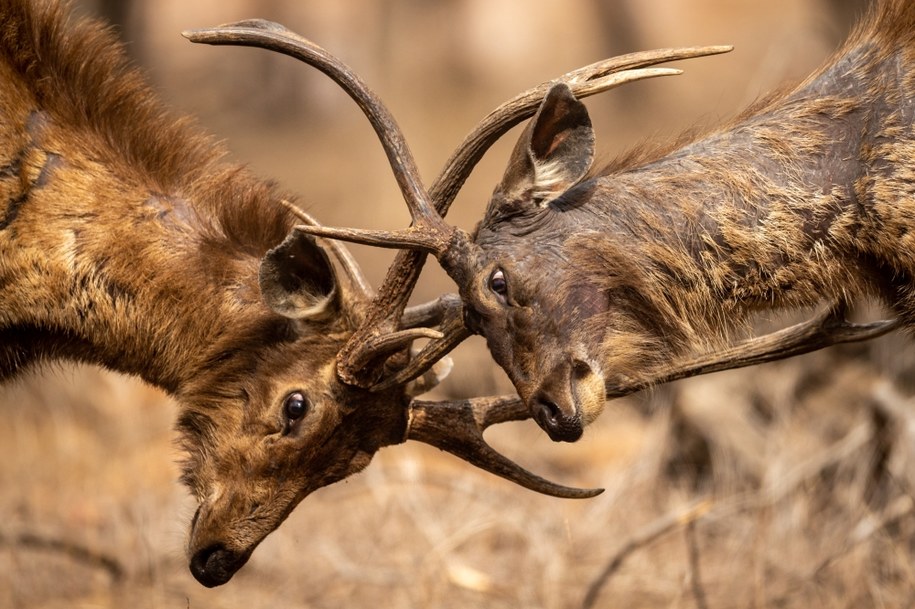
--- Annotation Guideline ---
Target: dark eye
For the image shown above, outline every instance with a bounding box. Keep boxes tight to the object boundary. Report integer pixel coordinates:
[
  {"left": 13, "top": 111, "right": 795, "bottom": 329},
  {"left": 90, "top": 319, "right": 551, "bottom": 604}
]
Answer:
[
  {"left": 283, "top": 391, "right": 308, "bottom": 423},
  {"left": 489, "top": 268, "right": 508, "bottom": 301}
]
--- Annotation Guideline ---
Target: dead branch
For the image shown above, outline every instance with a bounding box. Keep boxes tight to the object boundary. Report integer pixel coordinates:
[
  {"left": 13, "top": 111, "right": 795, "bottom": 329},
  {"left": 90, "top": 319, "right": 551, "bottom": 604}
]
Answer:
[
  {"left": 685, "top": 520, "right": 710, "bottom": 609},
  {"left": 0, "top": 529, "right": 125, "bottom": 581},
  {"left": 581, "top": 499, "right": 712, "bottom": 609}
]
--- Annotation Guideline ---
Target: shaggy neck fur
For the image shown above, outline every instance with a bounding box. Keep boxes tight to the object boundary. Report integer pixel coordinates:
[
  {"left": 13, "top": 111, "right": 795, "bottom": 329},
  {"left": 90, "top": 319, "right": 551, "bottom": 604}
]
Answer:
[
  {"left": 0, "top": 0, "right": 298, "bottom": 390},
  {"left": 571, "top": 0, "right": 915, "bottom": 371}
]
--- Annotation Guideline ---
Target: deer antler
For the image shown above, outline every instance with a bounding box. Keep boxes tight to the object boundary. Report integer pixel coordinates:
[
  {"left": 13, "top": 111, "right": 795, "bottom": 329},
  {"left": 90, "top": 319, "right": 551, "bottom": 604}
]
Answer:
[
  {"left": 406, "top": 395, "right": 602, "bottom": 498},
  {"left": 401, "top": 301, "right": 897, "bottom": 498},
  {"left": 605, "top": 301, "right": 900, "bottom": 397}
]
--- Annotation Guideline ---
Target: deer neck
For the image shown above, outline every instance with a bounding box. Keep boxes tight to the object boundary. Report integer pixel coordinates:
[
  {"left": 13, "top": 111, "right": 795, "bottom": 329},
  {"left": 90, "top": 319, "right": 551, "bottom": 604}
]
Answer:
[
  {"left": 0, "top": 107, "right": 294, "bottom": 392},
  {"left": 589, "top": 42, "right": 906, "bottom": 349}
]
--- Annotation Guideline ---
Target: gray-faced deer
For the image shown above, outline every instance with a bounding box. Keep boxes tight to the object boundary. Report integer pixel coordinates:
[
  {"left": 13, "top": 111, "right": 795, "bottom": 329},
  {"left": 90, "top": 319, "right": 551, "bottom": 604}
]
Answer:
[
  {"left": 299, "top": 0, "right": 906, "bottom": 442},
  {"left": 0, "top": 0, "right": 643, "bottom": 587}
]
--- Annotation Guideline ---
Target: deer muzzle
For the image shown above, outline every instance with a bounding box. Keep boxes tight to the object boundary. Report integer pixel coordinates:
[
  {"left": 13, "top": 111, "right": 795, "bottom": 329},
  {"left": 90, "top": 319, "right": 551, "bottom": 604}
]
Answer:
[
  {"left": 530, "top": 359, "right": 606, "bottom": 442},
  {"left": 189, "top": 541, "right": 251, "bottom": 587}
]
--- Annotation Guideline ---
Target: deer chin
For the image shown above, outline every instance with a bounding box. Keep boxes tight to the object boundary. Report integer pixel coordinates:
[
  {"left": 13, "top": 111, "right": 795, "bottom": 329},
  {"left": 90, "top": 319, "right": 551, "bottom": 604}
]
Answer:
[{"left": 574, "top": 366, "right": 607, "bottom": 427}]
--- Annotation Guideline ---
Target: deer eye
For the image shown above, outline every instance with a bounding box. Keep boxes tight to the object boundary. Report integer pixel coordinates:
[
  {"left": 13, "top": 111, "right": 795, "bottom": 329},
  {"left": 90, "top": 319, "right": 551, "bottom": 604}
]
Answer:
[
  {"left": 488, "top": 268, "right": 508, "bottom": 302},
  {"left": 283, "top": 391, "right": 309, "bottom": 424}
]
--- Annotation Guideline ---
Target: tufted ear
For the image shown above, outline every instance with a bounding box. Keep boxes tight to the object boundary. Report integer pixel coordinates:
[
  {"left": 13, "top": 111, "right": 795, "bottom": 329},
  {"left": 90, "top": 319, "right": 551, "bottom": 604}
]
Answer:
[
  {"left": 259, "top": 230, "right": 339, "bottom": 320},
  {"left": 494, "top": 83, "right": 595, "bottom": 208}
]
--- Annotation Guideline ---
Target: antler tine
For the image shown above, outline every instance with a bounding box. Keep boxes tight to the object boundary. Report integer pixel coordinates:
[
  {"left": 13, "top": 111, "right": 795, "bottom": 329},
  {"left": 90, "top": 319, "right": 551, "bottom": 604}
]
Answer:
[
  {"left": 183, "top": 21, "right": 452, "bottom": 252},
  {"left": 606, "top": 301, "right": 901, "bottom": 398},
  {"left": 279, "top": 201, "right": 374, "bottom": 301},
  {"left": 375, "top": 305, "right": 471, "bottom": 392},
  {"left": 407, "top": 395, "right": 604, "bottom": 498}
]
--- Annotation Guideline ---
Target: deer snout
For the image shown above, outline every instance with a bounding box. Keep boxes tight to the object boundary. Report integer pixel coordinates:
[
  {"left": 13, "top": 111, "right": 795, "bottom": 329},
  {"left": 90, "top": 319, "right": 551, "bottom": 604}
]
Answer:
[
  {"left": 188, "top": 501, "right": 260, "bottom": 587},
  {"left": 530, "top": 359, "right": 606, "bottom": 442},
  {"left": 190, "top": 542, "right": 250, "bottom": 587},
  {"left": 533, "top": 394, "right": 584, "bottom": 442}
]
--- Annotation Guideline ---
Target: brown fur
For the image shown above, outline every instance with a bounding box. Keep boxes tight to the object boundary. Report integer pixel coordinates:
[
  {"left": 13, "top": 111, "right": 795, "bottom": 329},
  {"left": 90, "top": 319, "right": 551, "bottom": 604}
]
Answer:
[{"left": 0, "top": 0, "right": 410, "bottom": 587}]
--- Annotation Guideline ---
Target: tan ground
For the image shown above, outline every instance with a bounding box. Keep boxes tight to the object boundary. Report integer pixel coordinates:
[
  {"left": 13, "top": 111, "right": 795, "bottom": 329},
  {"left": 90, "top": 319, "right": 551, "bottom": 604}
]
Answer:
[{"left": 8, "top": 1, "right": 915, "bottom": 607}]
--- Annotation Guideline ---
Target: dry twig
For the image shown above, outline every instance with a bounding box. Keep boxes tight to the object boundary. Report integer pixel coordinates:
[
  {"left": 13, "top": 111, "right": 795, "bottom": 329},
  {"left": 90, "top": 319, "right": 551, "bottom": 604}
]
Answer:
[
  {"left": 685, "top": 520, "right": 710, "bottom": 609},
  {"left": 581, "top": 499, "right": 712, "bottom": 609},
  {"left": 0, "top": 529, "right": 124, "bottom": 581}
]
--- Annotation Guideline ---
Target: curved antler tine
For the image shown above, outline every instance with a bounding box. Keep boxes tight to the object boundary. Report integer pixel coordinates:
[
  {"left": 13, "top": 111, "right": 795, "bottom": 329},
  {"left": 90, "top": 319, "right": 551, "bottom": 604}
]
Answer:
[
  {"left": 374, "top": 315, "right": 471, "bottom": 392},
  {"left": 349, "top": 327, "right": 444, "bottom": 367},
  {"left": 293, "top": 223, "right": 447, "bottom": 255},
  {"left": 605, "top": 301, "right": 901, "bottom": 398},
  {"left": 408, "top": 396, "right": 603, "bottom": 499},
  {"left": 183, "top": 20, "right": 452, "bottom": 241},
  {"left": 562, "top": 45, "right": 733, "bottom": 86},
  {"left": 279, "top": 201, "right": 374, "bottom": 301},
  {"left": 361, "top": 294, "right": 467, "bottom": 392}
]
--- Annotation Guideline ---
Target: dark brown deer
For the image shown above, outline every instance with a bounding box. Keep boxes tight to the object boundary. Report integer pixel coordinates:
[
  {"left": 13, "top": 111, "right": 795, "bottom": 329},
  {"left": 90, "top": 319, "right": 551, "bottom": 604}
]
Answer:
[
  {"left": 0, "top": 0, "right": 645, "bottom": 587},
  {"left": 298, "top": 0, "right": 908, "bottom": 442}
]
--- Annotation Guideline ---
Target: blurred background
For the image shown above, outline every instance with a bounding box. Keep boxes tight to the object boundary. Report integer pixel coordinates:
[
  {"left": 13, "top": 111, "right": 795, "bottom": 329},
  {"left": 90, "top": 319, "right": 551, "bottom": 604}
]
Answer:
[{"left": 9, "top": 0, "right": 915, "bottom": 607}]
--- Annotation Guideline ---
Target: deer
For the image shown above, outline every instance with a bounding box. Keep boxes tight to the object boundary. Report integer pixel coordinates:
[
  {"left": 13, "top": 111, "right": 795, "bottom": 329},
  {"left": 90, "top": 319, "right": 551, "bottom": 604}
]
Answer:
[{"left": 297, "top": 0, "right": 908, "bottom": 443}]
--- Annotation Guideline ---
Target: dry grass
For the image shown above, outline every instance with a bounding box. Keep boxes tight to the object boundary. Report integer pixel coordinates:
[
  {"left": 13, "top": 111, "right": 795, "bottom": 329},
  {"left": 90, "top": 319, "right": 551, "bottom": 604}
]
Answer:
[
  {"left": 8, "top": 1, "right": 912, "bottom": 607},
  {"left": 5, "top": 334, "right": 915, "bottom": 608}
]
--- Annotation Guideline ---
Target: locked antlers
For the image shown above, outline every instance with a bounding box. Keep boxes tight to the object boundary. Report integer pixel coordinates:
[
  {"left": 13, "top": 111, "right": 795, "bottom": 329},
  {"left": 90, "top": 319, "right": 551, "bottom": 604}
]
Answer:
[
  {"left": 185, "top": 20, "right": 732, "bottom": 389},
  {"left": 185, "top": 21, "right": 898, "bottom": 498},
  {"left": 184, "top": 20, "right": 608, "bottom": 498}
]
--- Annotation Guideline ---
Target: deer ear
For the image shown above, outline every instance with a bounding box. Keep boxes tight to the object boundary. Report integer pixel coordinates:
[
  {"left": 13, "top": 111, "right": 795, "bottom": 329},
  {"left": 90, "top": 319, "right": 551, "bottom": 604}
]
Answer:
[
  {"left": 259, "top": 230, "right": 339, "bottom": 320},
  {"left": 497, "top": 83, "right": 594, "bottom": 207}
]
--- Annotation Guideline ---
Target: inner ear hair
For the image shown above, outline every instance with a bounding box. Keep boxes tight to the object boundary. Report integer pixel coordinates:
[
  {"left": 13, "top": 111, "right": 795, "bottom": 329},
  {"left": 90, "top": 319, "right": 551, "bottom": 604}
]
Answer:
[{"left": 259, "top": 230, "right": 339, "bottom": 320}]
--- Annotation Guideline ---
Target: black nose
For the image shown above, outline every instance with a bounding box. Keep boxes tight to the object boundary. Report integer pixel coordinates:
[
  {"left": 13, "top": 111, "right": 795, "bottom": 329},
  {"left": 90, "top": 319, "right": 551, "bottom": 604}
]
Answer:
[
  {"left": 190, "top": 543, "right": 246, "bottom": 587},
  {"left": 534, "top": 397, "right": 583, "bottom": 442}
]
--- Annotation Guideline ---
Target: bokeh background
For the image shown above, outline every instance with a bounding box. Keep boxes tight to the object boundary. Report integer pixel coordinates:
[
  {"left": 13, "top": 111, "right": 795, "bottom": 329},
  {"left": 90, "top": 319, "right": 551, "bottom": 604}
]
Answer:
[{"left": 9, "top": 1, "right": 915, "bottom": 607}]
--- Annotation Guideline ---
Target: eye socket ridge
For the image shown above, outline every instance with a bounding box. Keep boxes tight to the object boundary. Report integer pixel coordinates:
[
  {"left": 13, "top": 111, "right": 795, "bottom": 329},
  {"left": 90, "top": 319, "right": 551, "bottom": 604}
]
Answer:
[
  {"left": 488, "top": 268, "right": 509, "bottom": 303},
  {"left": 282, "top": 391, "right": 309, "bottom": 430}
]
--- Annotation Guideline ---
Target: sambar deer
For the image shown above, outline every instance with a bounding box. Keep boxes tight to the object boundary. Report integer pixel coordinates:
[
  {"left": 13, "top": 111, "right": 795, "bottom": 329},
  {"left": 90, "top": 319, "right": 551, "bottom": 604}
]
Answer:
[
  {"left": 299, "top": 0, "right": 907, "bottom": 442},
  {"left": 0, "top": 0, "right": 661, "bottom": 587}
]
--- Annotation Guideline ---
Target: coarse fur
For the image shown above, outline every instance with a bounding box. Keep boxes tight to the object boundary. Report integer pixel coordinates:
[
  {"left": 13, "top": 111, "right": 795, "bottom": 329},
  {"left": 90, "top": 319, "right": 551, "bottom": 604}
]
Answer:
[
  {"left": 457, "top": 0, "right": 915, "bottom": 441},
  {"left": 0, "top": 0, "right": 412, "bottom": 587}
]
